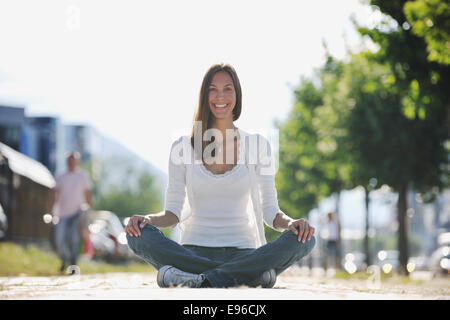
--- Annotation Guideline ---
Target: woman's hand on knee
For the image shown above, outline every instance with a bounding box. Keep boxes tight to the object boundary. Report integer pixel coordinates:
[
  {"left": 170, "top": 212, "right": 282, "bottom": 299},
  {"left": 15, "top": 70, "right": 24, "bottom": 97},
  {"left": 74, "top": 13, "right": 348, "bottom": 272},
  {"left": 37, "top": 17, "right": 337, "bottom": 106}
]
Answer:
[
  {"left": 125, "top": 215, "right": 151, "bottom": 237},
  {"left": 288, "top": 218, "right": 315, "bottom": 243}
]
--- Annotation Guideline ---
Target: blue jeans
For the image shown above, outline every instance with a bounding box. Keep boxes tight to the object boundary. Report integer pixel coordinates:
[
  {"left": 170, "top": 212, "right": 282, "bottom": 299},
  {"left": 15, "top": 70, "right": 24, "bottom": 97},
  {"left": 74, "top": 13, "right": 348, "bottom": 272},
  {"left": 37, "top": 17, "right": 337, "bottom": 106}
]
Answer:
[
  {"left": 327, "top": 240, "right": 338, "bottom": 258},
  {"left": 126, "top": 224, "right": 316, "bottom": 288},
  {"left": 54, "top": 212, "right": 81, "bottom": 266}
]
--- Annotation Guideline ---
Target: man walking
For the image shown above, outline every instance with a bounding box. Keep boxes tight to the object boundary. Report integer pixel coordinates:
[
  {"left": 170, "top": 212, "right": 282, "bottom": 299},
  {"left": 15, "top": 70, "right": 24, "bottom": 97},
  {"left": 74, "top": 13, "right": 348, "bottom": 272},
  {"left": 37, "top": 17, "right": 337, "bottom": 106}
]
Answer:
[{"left": 52, "top": 152, "right": 93, "bottom": 273}]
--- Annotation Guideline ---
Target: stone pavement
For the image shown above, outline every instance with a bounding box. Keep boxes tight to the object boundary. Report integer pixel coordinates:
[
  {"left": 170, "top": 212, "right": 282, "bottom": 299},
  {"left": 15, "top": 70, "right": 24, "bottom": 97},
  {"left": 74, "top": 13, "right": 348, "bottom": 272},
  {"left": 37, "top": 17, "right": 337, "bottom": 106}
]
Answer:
[{"left": 1, "top": 269, "right": 448, "bottom": 300}]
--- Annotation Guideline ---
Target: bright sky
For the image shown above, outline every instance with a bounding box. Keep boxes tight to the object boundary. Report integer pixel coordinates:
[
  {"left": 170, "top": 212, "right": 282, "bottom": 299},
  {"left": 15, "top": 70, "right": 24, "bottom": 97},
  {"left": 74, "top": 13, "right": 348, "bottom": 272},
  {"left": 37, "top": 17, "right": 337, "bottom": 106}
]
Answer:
[{"left": 0, "top": 0, "right": 378, "bottom": 174}]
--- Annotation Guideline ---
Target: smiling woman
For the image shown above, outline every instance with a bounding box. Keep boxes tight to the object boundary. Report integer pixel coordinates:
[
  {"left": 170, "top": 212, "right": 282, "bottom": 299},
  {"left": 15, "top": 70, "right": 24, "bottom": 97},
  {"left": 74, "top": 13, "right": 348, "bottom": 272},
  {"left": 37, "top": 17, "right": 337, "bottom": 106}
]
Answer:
[
  {"left": 124, "top": 63, "right": 316, "bottom": 289},
  {"left": 190, "top": 63, "right": 242, "bottom": 163}
]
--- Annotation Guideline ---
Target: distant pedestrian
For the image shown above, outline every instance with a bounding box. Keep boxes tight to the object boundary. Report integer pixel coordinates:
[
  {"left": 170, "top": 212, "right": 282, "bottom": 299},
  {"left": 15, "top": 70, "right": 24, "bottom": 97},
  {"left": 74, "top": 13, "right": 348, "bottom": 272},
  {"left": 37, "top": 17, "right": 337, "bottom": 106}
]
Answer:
[
  {"left": 325, "top": 212, "right": 340, "bottom": 269},
  {"left": 51, "top": 151, "right": 93, "bottom": 274}
]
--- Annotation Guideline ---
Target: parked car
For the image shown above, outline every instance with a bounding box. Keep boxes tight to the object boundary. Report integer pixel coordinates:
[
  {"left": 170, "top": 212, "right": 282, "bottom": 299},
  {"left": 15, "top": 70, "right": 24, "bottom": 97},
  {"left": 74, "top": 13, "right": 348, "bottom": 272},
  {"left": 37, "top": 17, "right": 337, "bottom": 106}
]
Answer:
[
  {"left": 0, "top": 203, "right": 7, "bottom": 239},
  {"left": 85, "top": 210, "right": 133, "bottom": 261},
  {"left": 429, "top": 232, "right": 450, "bottom": 276}
]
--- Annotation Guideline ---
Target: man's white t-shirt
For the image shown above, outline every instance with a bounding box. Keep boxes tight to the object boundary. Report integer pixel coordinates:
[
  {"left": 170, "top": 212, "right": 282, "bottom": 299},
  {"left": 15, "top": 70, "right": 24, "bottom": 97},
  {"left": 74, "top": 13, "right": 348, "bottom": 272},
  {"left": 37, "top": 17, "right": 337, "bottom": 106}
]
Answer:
[
  {"left": 54, "top": 169, "right": 92, "bottom": 218},
  {"left": 327, "top": 220, "right": 339, "bottom": 241}
]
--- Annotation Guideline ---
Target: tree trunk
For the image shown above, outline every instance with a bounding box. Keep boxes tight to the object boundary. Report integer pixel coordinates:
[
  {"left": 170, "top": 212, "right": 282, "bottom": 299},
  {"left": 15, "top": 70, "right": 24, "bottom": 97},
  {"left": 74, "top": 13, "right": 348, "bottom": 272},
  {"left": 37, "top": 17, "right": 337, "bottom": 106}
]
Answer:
[
  {"left": 364, "top": 186, "right": 371, "bottom": 267},
  {"left": 397, "top": 183, "right": 409, "bottom": 275}
]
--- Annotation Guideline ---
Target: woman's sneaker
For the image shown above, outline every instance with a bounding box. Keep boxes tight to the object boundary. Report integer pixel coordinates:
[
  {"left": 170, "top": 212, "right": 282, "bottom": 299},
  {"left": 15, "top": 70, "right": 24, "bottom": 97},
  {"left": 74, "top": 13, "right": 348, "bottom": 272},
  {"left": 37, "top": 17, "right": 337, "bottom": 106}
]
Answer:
[
  {"left": 248, "top": 269, "right": 277, "bottom": 288},
  {"left": 157, "top": 265, "right": 206, "bottom": 288}
]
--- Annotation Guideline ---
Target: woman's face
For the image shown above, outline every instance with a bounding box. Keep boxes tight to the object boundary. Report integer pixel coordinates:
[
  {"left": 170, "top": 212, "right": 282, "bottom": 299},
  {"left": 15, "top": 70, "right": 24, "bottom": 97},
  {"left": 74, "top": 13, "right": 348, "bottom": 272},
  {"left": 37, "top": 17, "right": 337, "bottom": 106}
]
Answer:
[{"left": 208, "top": 71, "right": 236, "bottom": 121}]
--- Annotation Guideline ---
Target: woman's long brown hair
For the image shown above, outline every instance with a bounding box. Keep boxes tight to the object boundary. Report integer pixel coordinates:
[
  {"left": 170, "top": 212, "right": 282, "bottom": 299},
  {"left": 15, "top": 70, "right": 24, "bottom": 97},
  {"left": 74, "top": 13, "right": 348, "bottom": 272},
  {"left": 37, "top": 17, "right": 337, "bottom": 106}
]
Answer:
[{"left": 190, "top": 63, "right": 242, "bottom": 161}]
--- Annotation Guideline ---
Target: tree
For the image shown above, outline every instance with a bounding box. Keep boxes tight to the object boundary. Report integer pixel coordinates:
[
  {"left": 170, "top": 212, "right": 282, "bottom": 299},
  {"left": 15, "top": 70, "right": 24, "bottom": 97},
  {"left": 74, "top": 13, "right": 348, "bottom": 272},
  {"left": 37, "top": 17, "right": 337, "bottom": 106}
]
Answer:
[
  {"left": 275, "top": 1, "right": 449, "bottom": 274},
  {"left": 404, "top": 0, "right": 450, "bottom": 65},
  {"left": 346, "top": 5, "right": 449, "bottom": 271},
  {"left": 342, "top": 53, "right": 411, "bottom": 271},
  {"left": 274, "top": 56, "right": 355, "bottom": 266},
  {"left": 271, "top": 78, "right": 323, "bottom": 243}
]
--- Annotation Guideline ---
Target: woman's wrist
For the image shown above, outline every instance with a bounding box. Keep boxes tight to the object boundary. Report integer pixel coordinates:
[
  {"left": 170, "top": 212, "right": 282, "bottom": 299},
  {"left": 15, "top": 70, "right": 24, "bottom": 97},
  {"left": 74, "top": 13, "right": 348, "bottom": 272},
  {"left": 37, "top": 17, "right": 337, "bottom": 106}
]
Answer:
[
  {"left": 273, "top": 212, "right": 293, "bottom": 231},
  {"left": 145, "top": 211, "right": 178, "bottom": 228},
  {"left": 144, "top": 215, "right": 154, "bottom": 224}
]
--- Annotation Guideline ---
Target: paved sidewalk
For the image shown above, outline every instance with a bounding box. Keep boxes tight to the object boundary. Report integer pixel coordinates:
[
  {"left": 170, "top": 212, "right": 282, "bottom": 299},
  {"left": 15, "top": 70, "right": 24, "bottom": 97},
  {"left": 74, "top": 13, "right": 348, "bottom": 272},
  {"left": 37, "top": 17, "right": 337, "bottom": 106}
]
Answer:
[{"left": 1, "top": 269, "right": 448, "bottom": 300}]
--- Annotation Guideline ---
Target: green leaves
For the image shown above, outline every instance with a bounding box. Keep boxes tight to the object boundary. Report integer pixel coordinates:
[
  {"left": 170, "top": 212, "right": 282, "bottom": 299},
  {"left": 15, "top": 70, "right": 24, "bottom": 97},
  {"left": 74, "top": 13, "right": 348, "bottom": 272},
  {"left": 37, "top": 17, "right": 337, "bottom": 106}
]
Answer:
[
  {"left": 404, "top": 0, "right": 450, "bottom": 65},
  {"left": 274, "top": 0, "right": 448, "bottom": 270},
  {"left": 276, "top": 0, "right": 448, "bottom": 221},
  {"left": 401, "top": 79, "right": 427, "bottom": 120},
  {"left": 276, "top": 56, "right": 354, "bottom": 224}
]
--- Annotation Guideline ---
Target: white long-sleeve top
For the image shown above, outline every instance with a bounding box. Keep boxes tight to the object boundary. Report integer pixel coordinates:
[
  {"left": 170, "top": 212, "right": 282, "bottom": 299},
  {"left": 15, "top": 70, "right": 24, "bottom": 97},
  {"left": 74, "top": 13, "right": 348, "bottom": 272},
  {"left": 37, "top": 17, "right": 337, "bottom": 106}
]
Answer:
[
  {"left": 183, "top": 163, "right": 254, "bottom": 248},
  {"left": 164, "top": 127, "right": 284, "bottom": 249}
]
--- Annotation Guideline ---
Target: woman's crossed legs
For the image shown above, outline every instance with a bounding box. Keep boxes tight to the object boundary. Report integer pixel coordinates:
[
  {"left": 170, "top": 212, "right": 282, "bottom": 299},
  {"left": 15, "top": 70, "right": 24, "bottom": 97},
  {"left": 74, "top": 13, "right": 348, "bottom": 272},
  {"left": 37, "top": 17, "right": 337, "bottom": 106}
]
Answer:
[{"left": 126, "top": 224, "right": 315, "bottom": 288}]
